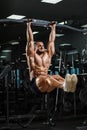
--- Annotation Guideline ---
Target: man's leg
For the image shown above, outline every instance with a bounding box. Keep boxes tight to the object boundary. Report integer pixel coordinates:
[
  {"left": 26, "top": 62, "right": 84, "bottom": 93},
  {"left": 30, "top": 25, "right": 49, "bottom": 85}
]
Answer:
[
  {"left": 51, "top": 74, "right": 78, "bottom": 92},
  {"left": 36, "top": 74, "right": 78, "bottom": 93},
  {"left": 36, "top": 75, "right": 64, "bottom": 93},
  {"left": 52, "top": 75, "right": 65, "bottom": 82}
]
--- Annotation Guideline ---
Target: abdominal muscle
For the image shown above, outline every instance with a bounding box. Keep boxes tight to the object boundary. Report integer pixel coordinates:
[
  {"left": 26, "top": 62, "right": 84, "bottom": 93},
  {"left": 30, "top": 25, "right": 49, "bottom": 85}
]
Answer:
[
  {"left": 34, "top": 65, "right": 48, "bottom": 77},
  {"left": 29, "top": 65, "right": 50, "bottom": 92}
]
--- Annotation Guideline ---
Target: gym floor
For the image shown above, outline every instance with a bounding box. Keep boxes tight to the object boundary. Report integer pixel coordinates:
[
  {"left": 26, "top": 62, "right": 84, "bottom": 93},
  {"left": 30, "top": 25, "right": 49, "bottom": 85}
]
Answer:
[
  {"left": 29, "top": 118, "right": 87, "bottom": 130},
  {"left": 20, "top": 118, "right": 87, "bottom": 130},
  {"left": 0, "top": 115, "right": 87, "bottom": 130}
]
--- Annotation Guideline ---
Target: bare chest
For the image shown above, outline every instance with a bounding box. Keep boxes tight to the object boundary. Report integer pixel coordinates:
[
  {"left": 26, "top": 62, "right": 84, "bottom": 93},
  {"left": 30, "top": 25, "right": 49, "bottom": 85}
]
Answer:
[{"left": 35, "top": 53, "right": 51, "bottom": 67}]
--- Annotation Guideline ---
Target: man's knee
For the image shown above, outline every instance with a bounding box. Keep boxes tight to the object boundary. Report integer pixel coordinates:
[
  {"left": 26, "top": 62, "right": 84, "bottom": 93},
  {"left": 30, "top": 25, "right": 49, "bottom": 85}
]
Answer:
[
  {"left": 36, "top": 76, "right": 49, "bottom": 86},
  {"left": 45, "top": 78, "right": 51, "bottom": 86}
]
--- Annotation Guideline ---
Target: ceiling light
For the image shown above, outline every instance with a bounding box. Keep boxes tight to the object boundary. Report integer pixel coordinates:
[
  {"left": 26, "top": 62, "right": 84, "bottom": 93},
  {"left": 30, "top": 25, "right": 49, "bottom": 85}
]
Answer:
[
  {"left": 33, "top": 31, "right": 39, "bottom": 35},
  {"left": 22, "top": 53, "right": 26, "bottom": 55},
  {"left": 55, "top": 66, "right": 59, "bottom": 68},
  {"left": 7, "top": 14, "right": 26, "bottom": 20},
  {"left": 0, "top": 56, "right": 7, "bottom": 58},
  {"left": 59, "top": 21, "right": 64, "bottom": 25},
  {"left": 10, "top": 41, "right": 19, "bottom": 45},
  {"left": 41, "top": 0, "right": 62, "bottom": 4},
  {"left": 81, "top": 24, "right": 87, "bottom": 28},
  {"left": 56, "top": 34, "right": 64, "bottom": 37},
  {"left": 2, "top": 50, "right": 12, "bottom": 53},
  {"left": 58, "top": 21, "right": 67, "bottom": 25}
]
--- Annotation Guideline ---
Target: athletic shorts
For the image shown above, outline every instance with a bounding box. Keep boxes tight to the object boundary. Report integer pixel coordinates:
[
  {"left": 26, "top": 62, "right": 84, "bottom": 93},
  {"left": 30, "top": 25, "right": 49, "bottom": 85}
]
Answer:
[{"left": 30, "top": 78, "right": 41, "bottom": 94}]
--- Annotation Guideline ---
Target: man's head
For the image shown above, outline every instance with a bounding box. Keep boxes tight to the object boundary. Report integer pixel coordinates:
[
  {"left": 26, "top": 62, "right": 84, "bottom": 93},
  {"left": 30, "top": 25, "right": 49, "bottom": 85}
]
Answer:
[{"left": 35, "top": 41, "right": 45, "bottom": 54}]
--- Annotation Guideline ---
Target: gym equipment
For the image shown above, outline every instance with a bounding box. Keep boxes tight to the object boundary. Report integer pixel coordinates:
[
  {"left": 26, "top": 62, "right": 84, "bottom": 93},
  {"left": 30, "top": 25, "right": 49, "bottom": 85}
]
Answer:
[
  {"left": 0, "top": 65, "right": 11, "bottom": 129},
  {"left": 0, "top": 18, "right": 87, "bottom": 32},
  {"left": 0, "top": 65, "right": 56, "bottom": 129},
  {"left": 76, "top": 73, "right": 87, "bottom": 130},
  {"left": 66, "top": 49, "right": 80, "bottom": 75},
  {"left": 58, "top": 43, "right": 72, "bottom": 73},
  {"left": 0, "top": 65, "right": 11, "bottom": 79}
]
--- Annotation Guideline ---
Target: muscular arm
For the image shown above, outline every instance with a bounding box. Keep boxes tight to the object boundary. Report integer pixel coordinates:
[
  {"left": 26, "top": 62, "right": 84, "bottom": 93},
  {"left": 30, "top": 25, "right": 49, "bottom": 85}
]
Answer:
[
  {"left": 26, "top": 21, "right": 34, "bottom": 57},
  {"left": 47, "top": 23, "right": 56, "bottom": 57}
]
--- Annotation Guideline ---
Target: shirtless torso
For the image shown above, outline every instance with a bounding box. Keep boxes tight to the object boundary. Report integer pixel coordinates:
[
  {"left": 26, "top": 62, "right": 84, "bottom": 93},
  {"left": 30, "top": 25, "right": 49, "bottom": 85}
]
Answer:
[{"left": 30, "top": 51, "right": 51, "bottom": 78}]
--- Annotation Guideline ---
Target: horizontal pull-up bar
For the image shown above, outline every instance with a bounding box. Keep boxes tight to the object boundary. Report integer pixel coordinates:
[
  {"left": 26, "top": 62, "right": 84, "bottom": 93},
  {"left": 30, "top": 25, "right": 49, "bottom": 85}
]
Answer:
[{"left": 0, "top": 18, "right": 87, "bottom": 32}]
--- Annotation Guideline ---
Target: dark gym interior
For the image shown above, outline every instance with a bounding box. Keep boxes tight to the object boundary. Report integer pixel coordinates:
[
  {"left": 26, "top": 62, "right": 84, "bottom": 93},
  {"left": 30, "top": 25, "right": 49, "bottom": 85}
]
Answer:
[{"left": 0, "top": 0, "right": 87, "bottom": 130}]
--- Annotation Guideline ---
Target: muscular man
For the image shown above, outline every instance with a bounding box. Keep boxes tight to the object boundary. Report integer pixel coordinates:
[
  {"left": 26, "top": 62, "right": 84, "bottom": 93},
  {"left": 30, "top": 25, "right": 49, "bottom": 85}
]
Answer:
[{"left": 26, "top": 20, "right": 78, "bottom": 94}]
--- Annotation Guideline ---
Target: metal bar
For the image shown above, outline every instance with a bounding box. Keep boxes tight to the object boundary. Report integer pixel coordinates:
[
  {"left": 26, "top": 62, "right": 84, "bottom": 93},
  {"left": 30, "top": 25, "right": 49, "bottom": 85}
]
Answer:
[{"left": 0, "top": 18, "right": 87, "bottom": 32}]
